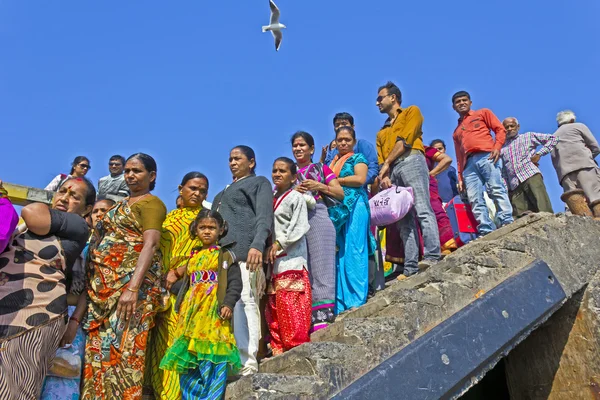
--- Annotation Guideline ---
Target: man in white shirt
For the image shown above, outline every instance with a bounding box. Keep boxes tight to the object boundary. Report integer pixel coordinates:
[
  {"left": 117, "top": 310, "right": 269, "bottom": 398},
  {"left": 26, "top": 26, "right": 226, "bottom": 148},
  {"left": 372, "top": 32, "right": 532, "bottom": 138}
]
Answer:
[{"left": 97, "top": 155, "right": 129, "bottom": 202}]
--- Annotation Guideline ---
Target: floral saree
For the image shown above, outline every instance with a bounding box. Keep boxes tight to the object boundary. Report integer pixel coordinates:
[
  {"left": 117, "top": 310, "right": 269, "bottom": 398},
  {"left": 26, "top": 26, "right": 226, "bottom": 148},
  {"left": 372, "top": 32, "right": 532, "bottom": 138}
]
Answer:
[{"left": 82, "top": 200, "right": 164, "bottom": 400}]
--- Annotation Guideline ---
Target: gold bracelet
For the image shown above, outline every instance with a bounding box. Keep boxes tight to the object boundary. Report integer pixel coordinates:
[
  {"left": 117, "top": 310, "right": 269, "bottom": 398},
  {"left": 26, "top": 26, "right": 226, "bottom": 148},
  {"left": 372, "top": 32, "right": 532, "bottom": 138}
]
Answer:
[{"left": 127, "top": 286, "right": 139, "bottom": 293}]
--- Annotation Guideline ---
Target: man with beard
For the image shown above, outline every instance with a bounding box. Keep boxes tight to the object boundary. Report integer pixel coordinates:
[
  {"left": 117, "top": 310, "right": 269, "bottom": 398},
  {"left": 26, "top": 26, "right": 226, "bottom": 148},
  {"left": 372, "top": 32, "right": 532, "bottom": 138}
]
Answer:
[{"left": 376, "top": 81, "right": 440, "bottom": 279}]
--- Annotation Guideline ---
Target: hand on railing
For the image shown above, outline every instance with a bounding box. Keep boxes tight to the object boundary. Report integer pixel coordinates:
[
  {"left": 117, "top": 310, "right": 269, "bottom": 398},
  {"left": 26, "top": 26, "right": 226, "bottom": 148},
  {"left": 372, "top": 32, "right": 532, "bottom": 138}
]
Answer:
[{"left": 0, "top": 180, "right": 7, "bottom": 198}]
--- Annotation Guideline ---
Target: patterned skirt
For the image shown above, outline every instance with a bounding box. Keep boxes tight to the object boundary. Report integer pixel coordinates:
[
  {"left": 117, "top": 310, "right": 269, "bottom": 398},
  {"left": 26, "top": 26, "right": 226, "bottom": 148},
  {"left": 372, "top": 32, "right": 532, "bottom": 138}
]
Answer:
[
  {"left": 40, "top": 306, "right": 86, "bottom": 400},
  {"left": 179, "top": 361, "right": 227, "bottom": 400},
  {"left": 305, "top": 202, "right": 336, "bottom": 332},
  {"left": 0, "top": 316, "right": 66, "bottom": 400},
  {"left": 265, "top": 269, "right": 312, "bottom": 354},
  {"left": 145, "top": 294, "right": 181, "bottom": 400}
]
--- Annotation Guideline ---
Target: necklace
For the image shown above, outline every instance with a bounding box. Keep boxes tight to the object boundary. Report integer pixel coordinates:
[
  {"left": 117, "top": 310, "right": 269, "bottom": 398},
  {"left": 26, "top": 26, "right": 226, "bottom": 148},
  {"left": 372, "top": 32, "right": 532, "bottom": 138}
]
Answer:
[{"left": 128, "top": 193, "right": 150, "bottom": 207}]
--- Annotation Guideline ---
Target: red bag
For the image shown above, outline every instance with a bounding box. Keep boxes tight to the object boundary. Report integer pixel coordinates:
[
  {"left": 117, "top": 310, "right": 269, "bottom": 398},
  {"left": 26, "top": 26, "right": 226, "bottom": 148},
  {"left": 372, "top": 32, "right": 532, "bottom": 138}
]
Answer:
[{"left": 444, "top": 195, "right": 479, "bottom": 247}]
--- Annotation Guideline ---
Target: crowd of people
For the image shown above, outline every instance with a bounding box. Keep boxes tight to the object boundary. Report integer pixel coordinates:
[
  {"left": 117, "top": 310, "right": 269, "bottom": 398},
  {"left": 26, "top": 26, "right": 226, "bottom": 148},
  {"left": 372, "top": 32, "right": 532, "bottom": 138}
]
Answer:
[{"left": 0, "top": 81, "right": 599, "bottom": 400}]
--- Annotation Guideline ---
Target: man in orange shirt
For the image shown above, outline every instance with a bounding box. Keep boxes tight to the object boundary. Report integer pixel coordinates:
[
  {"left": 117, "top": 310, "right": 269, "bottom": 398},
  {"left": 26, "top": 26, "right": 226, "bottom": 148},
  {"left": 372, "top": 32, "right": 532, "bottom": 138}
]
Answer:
[
  {"left": 377, "top": 82, "right": 440, "bottom": 278},
  {"left": 452, "top": 91, "right": 514, "bottom": 235}
]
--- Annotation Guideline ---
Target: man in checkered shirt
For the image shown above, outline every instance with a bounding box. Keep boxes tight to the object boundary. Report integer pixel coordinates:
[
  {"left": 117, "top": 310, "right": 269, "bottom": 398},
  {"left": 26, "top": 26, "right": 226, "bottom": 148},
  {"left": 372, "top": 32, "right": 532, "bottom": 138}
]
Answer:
[{"left": 501, "top": 117, "right": 558, "bottom": 217}]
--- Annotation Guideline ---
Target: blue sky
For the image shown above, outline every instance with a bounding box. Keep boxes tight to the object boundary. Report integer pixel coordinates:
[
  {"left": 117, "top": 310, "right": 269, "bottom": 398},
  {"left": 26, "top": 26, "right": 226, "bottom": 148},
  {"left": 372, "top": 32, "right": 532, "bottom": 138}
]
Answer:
[{"left": 2, "top": 0, "right": 599, "bottom": 211}]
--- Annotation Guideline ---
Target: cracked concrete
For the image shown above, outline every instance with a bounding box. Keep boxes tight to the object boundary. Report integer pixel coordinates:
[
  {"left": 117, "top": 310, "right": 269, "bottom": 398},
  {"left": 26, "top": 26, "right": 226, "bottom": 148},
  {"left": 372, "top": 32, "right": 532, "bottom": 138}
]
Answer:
[{"left": 225, "top": 214, "right": 600, "bottom": 399}]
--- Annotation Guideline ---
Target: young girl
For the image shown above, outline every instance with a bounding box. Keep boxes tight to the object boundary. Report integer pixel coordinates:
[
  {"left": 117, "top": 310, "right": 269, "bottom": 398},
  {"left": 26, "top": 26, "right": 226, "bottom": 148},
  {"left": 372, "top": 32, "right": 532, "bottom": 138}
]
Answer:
[
  {"left": 265, "top": 157, "right": 312, "bottom": 355},
  {"left": 160, "top": 209, "right": 242, "bottom": 399}
]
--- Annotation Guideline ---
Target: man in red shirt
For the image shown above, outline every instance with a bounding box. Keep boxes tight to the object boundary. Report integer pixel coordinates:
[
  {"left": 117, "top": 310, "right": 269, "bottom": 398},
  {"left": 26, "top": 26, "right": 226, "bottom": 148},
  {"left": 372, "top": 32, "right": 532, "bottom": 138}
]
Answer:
[{"left": 452, "top": 91, "right": 514, "bottom": 235}]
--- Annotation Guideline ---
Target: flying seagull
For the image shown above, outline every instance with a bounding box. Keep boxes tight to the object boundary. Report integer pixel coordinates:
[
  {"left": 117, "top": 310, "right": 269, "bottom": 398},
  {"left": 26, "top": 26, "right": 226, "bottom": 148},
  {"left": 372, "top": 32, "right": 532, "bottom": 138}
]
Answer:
[{"left": 262, "top": 0, "right": 286, "bottom": 51}]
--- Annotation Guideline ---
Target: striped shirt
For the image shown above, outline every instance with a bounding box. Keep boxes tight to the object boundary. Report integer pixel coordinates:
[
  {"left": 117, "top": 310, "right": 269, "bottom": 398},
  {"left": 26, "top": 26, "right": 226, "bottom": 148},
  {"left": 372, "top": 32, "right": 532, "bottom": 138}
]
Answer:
[{"left": 501, "top": 132, "right": 558, "bottom": 191}]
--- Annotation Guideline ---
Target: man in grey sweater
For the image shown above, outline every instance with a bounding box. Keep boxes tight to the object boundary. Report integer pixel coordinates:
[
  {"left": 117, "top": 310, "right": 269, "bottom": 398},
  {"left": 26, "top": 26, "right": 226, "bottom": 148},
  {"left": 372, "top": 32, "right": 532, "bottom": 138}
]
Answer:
[{"left": 551, "top": 110, "right": 600, "bottom": 218}]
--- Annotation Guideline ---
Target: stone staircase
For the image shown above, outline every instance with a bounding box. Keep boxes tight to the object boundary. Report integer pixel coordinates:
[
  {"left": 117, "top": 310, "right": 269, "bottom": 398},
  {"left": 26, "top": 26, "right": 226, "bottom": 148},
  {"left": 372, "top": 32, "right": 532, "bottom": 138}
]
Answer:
[{"left": 225, "top": 213, "right": 600, "bottom": 399}]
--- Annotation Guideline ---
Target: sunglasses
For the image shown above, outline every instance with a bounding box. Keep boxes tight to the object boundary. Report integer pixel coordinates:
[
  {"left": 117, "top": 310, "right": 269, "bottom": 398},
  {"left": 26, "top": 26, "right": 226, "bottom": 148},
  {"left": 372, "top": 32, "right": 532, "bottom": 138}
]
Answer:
[
  {"left": 78, "top": 163, "right": 91, "bottom": 170},
  {"left": 376, "top": 94, "right": 393, "bottom": 103}
]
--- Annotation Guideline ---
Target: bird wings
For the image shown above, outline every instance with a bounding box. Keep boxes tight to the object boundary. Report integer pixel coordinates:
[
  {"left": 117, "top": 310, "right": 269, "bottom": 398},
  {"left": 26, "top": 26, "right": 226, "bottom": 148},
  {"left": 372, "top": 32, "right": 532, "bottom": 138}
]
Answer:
[
  {"left": 272, "top": 30, "right": 282, "bottom": 51},
  {"left": 269, "top": 0, "right": 280, "bottom": 25}
]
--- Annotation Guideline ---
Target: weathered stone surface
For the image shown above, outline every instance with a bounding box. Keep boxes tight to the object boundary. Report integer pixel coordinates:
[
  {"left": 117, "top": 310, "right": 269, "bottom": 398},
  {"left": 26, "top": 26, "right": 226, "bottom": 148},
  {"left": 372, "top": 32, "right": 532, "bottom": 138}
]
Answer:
[
  {"left": 226, "top": 214, "right": 600, "bottom": 399},
  {"left": 505, "top": 270, "right": 600, "bottom": 399},
  {"left": 225, "top": 373, "right": 330, "bottom": 399}
]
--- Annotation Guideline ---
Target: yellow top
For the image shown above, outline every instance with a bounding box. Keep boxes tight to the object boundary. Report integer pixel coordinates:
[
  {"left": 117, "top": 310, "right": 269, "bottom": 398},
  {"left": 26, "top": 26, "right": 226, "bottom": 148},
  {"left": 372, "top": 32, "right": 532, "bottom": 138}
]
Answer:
[{"left": 376, "top": 105, "right": 425, "bottom": 165}]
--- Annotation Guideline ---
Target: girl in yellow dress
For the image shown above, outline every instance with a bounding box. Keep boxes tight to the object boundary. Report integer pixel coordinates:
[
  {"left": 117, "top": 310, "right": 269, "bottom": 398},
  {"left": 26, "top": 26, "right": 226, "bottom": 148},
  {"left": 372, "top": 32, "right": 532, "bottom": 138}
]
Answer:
[{"left": 161, "top": 209, "right": 242, "bottom": 399}]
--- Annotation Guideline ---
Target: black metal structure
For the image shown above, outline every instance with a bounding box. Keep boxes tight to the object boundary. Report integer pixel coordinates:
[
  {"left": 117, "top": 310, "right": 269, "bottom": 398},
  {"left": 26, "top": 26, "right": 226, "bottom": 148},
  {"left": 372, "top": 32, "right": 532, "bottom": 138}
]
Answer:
[{"left": 332, "top": 260, "right": 566, "bottom": 400}]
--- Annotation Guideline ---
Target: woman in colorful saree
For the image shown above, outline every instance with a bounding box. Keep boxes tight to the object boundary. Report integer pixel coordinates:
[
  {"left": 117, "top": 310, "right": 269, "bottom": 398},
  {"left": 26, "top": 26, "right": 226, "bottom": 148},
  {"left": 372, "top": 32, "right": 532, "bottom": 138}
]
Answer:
[
  {"left": 424, "top": 146, "right": 457, "bottom": 254},
  {"left": 0, "top": 178, "right": 94, "bottom": 400},
  {"left": 146, "top": 171, "right": 208, "bottom": 400},
  {"left": 82, "top": 153, "right": 167, "bottom": 400},
  {"left": 329, "top": 126, "right": 376, "bottom": 313},
  {"left": 291, "top": 131, "right": 344, "bottom": 332}
]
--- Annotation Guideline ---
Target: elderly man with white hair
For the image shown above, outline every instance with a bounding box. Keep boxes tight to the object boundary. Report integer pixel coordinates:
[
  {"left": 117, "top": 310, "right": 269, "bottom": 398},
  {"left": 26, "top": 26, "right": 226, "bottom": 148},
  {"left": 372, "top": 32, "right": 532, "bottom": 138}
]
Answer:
[
  {"left": 501, "top": 117, "right": 558, "bottom": 217},
  {"left": 551, "top": 110, "right": 600, "bottom": 217}
]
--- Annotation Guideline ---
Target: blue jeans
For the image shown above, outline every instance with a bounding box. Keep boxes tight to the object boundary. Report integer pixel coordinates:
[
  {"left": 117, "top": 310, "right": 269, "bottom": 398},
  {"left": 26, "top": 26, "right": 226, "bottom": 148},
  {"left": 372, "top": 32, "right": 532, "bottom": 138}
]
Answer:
[
  {"left": 391, "top": 152, "right": 440, "bottom": 276},
  {"left": 463, "top": 152, "right": 514, "bottom": 234}
]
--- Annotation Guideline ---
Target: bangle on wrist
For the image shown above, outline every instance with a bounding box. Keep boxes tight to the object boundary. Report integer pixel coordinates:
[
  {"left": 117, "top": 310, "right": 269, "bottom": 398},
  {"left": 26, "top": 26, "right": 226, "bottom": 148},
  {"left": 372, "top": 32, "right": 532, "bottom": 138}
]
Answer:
[
  {"left": 174, "top": 269, "right": 183, "bottom": 279},
  {"left": 69, "top": 316, "right": 81, "bottom": 325},
  {"left": 127, "top": 286, "right": 139, "bottom": 293}
]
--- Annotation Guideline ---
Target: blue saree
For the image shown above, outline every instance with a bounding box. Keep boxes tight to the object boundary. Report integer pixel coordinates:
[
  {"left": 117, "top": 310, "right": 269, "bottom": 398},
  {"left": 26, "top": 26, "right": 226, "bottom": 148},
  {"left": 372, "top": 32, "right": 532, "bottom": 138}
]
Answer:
[{"left": 331, "top": 154, "right": 376, "bottom": 314}]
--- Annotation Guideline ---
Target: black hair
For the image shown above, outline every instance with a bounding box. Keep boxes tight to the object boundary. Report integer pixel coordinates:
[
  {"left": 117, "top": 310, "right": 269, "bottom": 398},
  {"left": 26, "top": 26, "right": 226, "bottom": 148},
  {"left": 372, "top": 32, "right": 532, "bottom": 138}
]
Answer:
[
  {"left": 94, "top": 197, "right": 116, "bottom": 207},
  {"left": 452, "top": 91, "right": 471, "bottom": 103},
  {"left": 333, "top": 112, "right": 354, "bottom": 127},
  {"left": 290, "top": 131, "right": 315, "bottom": 148},
  {"left": 180, "top": 171, "right": 209, "bottom": 189},
  {"left": 378, "top": 81, "right": 402, "bottom": 104},
  {"left": 109, "top": 155, "right": 125, "bottom": 165},
  {"left": 60, "top": 177, "right": 97, "bottom": 206},
  {"left": 429, "top": 139, "right": 446, "bottom": 149},
  {"left": 335, "top": 125, "right": 356, "bottom": 140},
  {"left": 70, "top": 156, "right": 90, "bottom": 174},
  {"left": 274, "top": 156, "right": 297, "bottom": 175},
  {"left": 175, "top": 195, "right": 182, "bottom": 208},
  {"left": 190, "top": 209, "right": 229, "bottom": 240},
  {"left": 232, "top": 145, "right": 257, "bottom": 174},
  {"left": 126, "top": 153, "right": 158, "bottom": 190}
]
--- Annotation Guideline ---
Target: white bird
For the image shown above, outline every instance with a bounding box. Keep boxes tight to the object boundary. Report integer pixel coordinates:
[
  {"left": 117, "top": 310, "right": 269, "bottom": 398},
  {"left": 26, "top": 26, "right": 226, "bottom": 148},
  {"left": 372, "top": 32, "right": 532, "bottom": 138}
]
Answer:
[{"left": 262, "top": 0, "right": 286, "bottom": 51}]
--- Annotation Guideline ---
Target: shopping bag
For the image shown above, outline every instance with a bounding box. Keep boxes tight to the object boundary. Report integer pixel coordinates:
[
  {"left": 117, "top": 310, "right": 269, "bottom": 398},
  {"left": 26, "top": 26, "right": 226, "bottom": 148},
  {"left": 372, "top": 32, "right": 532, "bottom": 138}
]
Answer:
[{"left": 369, "top": 185, "right": 414, "bottom": 227}]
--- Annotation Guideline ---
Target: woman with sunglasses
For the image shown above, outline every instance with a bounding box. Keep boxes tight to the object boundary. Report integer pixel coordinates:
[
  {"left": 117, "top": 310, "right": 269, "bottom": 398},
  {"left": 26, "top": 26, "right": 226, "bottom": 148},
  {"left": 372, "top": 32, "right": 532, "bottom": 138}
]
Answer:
[
  {"left": 146, "top": 171, "right": 209, "bottom": 400},
  {"left": 45, "top": 156, "right": 92, "bottom": 192}
]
